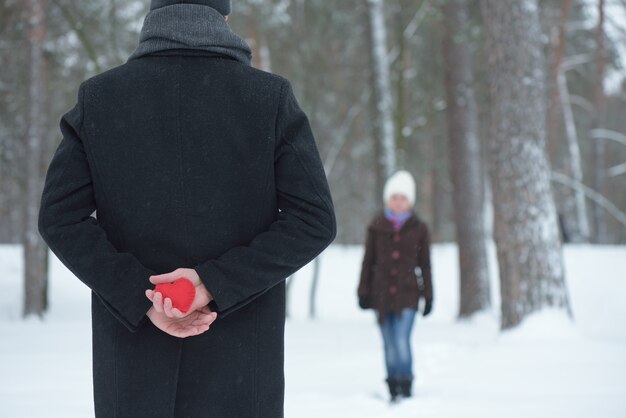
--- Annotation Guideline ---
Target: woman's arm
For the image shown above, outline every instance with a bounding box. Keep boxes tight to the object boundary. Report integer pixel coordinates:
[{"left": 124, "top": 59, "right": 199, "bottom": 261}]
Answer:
[
  {"left": 418, "top": 223, "right": 433, "bottom": 311},
  {"left": 357, "top": 226, "right": 376, "bottom": 308}
]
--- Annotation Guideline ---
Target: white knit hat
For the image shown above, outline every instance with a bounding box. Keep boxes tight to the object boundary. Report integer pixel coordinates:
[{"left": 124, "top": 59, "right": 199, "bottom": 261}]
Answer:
[{"left": 383, "top": 170, "right": 416, "bottom": 207}]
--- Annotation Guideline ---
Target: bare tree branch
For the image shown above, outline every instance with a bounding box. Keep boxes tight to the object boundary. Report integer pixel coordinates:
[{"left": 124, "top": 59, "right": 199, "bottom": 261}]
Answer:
[
  {"left": 389, "top": 0, "right": 430, "bottom": 64},
  {"left": 551, "top": 171, "right": 626, "bottom": 229},
  {"left": 323, "top": 88, "right": 370, "bottom": 176},
  {"left": 50, "top": 0, "right": 103, "bottom": 73},
  {"left": 404, "top": 0, "right": 430, "bottom": 40},
  {"left": 561, "top": 53, "right": 592, "bottom": 71},
  {"left": 607, "top": 162, "right": 626, "bottom": 177},
  {"left": 568, "top": 94, "right": 594, "bottom": 114},
  {"left": 565, "top": 21, "right": 594, "bottom": 33},
  {"left": 589, "top": 128, "right": 626, "bottom": 146}
]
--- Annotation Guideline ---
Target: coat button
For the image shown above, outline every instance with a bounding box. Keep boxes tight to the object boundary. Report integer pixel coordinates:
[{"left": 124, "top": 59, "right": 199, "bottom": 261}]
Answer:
[
  {"left": 389, "top": 285, "right": 398, "bottom": 294},
  {"left": 391, "top": 250, "right": 400, "bottom": 260},
  {"left": 390, "top": 268, "right": 398, "bottom": 276},
  {"left": 393, "top": 233, "right": 401, "bottom": 242}
]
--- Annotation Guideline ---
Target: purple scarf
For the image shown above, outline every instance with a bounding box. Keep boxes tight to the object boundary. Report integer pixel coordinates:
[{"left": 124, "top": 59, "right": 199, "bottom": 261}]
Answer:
[{"left": 384, "top": 209, "right": 412, "bottom": 231}]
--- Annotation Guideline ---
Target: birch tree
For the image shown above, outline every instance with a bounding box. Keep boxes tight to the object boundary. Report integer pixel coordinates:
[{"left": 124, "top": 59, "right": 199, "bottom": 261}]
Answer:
[
  {"left": 442, "top": 0, "right": 490, "bottom": 318},
  {"left": 558, "top": 52, "right": 590, "bottom": 241},
  {"left": 367, "top": 0, "right": 396, "bottom": 181},
  {"left": 480, "top": 0, "right": 571, "bottom": 329}
]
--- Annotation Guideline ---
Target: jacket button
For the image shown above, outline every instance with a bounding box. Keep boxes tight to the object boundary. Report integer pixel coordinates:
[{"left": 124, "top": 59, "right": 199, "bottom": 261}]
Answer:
[
  {"left": 390, "top": 268, "right": 398, "bottom": 276},
  {"left": 391, "top": 250, "right": 400, "bottom": 260},
  {"left": 389, "top": 285, "right": 397, "bottom": 294}
]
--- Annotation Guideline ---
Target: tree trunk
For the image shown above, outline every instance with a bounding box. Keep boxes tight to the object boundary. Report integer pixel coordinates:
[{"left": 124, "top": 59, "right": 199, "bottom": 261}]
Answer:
[
  {"left": 590, "top": 0, "right": 608, "bottom": 243},
  {"left": 392, "top": 1, "right": 408, "bottom": 168},
  {"left": 24, "top": 0, "right": 49, "bottom": 317},
  {"left": 558, "top": 65, "right": 590, "bottom": 241},
  {"left": 545, "top": 0, "right": 568, "bottom": 162},
  {"left": 429, "top": 126, "right": 447, "bottom": 242},
  {"left": 367, "top": 0, "right": 396, "bottom": 180},
  {"left": 0, "top": 6, "right": 26, "bottom": 245},
  {"left": 548, "top": 0, "right": 590, "bottom": 241},
  {"left": 364, "top": 1, "right": 385, "bottom": 211},
  {"left": 480, "top": 0, "right": 571, "bottom": 330},
  {"left": 442, "top": 0, "right": 490, "bottom": 318},
  {"left": 309, "top": 257, "right": 321, "bottom": 320}
]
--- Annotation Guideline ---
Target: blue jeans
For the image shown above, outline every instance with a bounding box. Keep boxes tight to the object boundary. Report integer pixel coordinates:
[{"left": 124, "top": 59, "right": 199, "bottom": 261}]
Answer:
[{"left": 377, "top": 308, "right": 417, "bottom": 380}]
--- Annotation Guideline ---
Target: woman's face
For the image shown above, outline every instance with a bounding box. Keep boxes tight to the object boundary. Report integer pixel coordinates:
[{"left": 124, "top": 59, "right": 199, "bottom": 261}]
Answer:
[{"left": 386, "top": 193, "right": 411, "bottom": 214}]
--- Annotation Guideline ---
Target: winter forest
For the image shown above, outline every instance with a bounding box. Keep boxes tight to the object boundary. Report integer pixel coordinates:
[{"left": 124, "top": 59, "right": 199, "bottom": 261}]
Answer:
[{"left": 1, "top": 0, "right": 626, "bottom": 417}]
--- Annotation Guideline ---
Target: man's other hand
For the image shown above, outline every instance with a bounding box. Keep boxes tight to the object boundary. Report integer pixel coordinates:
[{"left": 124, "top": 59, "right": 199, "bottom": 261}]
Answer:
[{"left": 146, "top": 305, "right": 217, "bottom": 338}]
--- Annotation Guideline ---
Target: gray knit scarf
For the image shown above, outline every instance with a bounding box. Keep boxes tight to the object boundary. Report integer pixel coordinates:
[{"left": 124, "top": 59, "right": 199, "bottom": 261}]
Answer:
[{"left": 127, "top": 4, "right": 252, "bottom": 65}]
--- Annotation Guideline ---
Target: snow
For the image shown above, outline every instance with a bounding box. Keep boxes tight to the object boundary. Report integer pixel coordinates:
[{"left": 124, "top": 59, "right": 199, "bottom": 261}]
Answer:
[{"left": 1, "top": 243, "right": 626, "bottom": 417}]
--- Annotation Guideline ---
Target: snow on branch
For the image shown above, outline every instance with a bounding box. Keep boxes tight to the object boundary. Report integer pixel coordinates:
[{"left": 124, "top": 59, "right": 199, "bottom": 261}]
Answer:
[
  {"left": 568, "top": 94, "right": 594, "bottom": 114},
  {"left": 589, "top": 128, "right": 626, "bottom": 146},
  {"left": 607, "top": 162, "right": 626, "bottom": 177},
  {"left": 561, "top": 53, "right": 592, "bottom": 71}
]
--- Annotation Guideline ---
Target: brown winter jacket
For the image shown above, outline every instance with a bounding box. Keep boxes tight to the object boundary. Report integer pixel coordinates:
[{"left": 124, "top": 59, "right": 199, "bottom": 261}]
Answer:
[{"left": 357, "top": 211, "right": 433, "bottom": 322}]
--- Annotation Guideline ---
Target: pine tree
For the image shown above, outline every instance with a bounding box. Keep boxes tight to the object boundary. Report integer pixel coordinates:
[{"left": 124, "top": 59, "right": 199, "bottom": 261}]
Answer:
[
  {"left": 442, "top": 0, "right": 491, "bottom": 318},
  {"left": 24, "top": 0, "right": 49, "bottom": 317},
  {"left": 480, "top": 0, "right": 571, "bottom": 329}
]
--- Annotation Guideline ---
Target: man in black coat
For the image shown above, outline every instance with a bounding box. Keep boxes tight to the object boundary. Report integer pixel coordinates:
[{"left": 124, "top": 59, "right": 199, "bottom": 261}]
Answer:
[{"left": 37, "top": 1, "right": 336, "bottom": 417}]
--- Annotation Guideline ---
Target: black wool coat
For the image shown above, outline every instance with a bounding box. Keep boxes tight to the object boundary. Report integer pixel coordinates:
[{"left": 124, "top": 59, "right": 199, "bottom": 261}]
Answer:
[
  {"left": 38, "top": 49, "right": 336, "bottom": 418},
  {"left": 357, "top": 212, "right": 433, "bottom": 323}
]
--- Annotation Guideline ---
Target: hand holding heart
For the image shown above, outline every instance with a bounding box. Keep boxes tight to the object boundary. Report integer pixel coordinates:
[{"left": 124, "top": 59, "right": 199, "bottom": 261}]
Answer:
[
  {"left": 145, "top": 267, "right": 214, "bottom": 319},
  {"left": 153, "top": 278, "right": 196, "bottom": 313}
]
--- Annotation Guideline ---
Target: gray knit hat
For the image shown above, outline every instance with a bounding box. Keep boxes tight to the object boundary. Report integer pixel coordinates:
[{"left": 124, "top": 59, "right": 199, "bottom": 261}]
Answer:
[{"left": 150, "top": 0, "right": 232, "bottom": 16}]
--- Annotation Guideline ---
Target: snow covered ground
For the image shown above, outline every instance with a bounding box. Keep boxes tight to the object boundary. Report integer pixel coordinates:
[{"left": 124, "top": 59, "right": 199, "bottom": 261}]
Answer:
[{"left": 1, "top": 243, "right": 625, "bottom": 417}]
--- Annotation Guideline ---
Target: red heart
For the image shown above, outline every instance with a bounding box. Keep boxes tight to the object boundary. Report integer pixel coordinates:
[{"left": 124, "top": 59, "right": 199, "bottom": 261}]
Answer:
[{"left": 154, "top": 278, "right": 196, "bottom": 313}]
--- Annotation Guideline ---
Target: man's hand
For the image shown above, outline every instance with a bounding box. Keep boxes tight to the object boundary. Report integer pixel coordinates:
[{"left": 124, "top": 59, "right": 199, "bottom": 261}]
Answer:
[
  {"left": 145, "top": 267, "right": 213, "bottom": 319},
  {"left": 146, "top": 305, "right": 217, "bottom": 338}
]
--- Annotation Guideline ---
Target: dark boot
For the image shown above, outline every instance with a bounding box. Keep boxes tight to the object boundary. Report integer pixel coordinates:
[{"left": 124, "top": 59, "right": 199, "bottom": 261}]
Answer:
[
  {"left": 385, "top": 378, "right": 400, "bottom": 402},
  {"left": 398, "top": 377, "right": 413, "bottom": 398}
]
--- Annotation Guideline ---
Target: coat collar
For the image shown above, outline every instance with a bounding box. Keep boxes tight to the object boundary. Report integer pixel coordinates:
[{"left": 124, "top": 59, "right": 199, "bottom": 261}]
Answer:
[{"left": 142, "top": 48, "right": 239, "bottom": 61}]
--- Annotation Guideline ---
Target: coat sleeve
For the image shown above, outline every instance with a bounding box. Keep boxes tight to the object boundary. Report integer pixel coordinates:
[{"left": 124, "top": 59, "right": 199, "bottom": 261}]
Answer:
[
  {"left": 193, "top": 79, "right": 337, "bottom": 318},
  {"left": 38, "top": 83, "right": 157, "bottom": 333},
  {"left": 418, "top": 223, "right": 433, "bottom": 301},
  {"left": 357, "top": 225, "right": 376, "bottom": 299}
]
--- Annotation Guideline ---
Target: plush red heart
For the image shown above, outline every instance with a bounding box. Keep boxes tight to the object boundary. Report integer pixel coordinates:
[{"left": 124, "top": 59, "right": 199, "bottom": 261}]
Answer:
[{"left": 154, "top": 278, "right": 196, "bottom": 313}]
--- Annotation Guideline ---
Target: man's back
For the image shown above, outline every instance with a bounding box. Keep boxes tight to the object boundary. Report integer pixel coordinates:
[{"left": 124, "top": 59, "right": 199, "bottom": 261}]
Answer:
[
  {"left": 82, "top": 51, "right": 285, "bottom": 273},
  {"left": 39, "top": 47, "right": 336, "bottom": 417}
]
